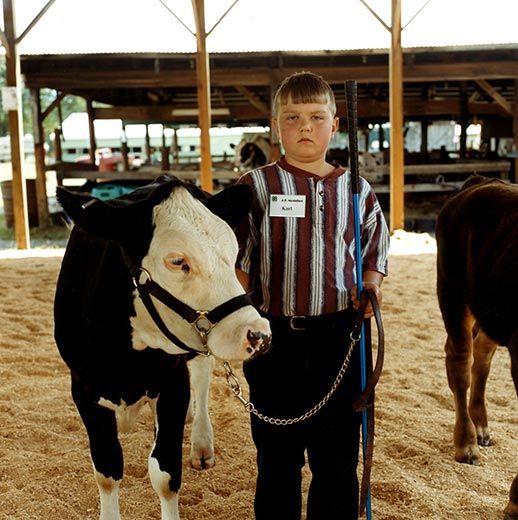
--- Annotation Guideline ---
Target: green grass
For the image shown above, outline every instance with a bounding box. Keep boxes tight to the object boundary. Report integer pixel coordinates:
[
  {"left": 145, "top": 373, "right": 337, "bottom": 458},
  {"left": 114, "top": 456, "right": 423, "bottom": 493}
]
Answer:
[{"left": 0, "top": 212, "right": 70, "bottom": 248}]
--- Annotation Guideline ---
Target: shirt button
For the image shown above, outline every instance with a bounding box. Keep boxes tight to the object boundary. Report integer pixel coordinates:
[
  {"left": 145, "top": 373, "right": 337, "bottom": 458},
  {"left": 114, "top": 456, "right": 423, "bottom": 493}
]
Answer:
[
  {"left": 320, "top": 205, "right": 324, "bottom": 211},
  {"left": 319, "top": 191, "right": 324, "bottom": 196}
]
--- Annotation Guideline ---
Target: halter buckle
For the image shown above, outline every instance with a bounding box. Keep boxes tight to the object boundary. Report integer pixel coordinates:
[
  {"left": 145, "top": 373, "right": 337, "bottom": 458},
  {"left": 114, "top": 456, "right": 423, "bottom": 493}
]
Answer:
[{"left": 191, "top": 311, "right": 215, "bottom": 341}]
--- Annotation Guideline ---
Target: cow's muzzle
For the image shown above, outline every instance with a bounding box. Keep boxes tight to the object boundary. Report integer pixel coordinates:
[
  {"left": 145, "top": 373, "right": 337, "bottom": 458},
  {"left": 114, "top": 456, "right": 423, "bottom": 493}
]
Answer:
[{"left": 246, "top": 330, "right": 271, "bottom": 357}]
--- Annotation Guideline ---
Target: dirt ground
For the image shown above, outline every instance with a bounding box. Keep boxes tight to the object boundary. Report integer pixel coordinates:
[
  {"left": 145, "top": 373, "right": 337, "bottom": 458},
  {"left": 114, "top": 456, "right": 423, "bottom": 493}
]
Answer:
[{"left": 0, "top": 243, "right": 516, "bottom": 520}]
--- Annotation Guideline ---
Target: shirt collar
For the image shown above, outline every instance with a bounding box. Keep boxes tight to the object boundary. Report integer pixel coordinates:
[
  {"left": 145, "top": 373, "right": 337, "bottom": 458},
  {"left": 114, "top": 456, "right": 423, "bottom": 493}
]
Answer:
[{"left": 277, "top": 157, "right": 346, "bottom": 181}]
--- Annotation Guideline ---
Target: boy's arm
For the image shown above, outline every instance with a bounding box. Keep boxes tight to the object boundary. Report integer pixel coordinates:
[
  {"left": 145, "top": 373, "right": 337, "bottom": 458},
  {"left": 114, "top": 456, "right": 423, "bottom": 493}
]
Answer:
[
  {"left": 236, "top": 268, "right": 250, "bottom": 291},
  {"left": 351, "top": 270, "right": 384, "bottom": 319}
]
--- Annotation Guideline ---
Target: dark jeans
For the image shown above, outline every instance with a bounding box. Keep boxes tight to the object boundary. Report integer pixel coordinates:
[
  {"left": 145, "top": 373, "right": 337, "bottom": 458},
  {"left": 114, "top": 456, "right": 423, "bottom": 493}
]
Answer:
[{"left": 243, "top": 310, "right": 362, "bottom": 520}]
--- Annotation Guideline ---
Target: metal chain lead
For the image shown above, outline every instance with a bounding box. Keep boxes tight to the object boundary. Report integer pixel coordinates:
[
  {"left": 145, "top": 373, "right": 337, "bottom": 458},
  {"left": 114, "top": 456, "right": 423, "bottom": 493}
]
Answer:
[{"left": 224, "top": 331, "right": 360, "bottom": 426}]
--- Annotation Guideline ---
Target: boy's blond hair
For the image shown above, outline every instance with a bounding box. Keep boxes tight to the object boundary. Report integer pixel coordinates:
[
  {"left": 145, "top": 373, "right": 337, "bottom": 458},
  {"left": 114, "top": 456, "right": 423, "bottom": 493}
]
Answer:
[{"left": 273, "top": 71, "right": 336, "bottom": 117}]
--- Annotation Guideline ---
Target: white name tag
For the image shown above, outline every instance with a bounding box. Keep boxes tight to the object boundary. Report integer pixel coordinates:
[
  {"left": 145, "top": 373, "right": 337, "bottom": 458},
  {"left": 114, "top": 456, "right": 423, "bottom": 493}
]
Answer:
[{"left": 269, "top": 194, "right": 306, "bottom": 218}]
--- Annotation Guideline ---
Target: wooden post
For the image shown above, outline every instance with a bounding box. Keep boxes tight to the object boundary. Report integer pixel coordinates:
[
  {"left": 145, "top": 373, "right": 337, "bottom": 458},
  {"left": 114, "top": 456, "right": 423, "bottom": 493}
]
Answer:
[
  {"left": 172, "top": 128, "right": 180, "bottom": 165},
  {"left": 30, "top": 88, "right": 50, "bottom": 228},
  {"left": 145, "top": 124, "right": 151, "bottom": 164},
  {"left": 420, "top": 119, "right": 429, "bottom": 161},
  {"left": 86, "top": 99, "right": 96, "bottom": 164},
  {"left": 379, "top": 123, "right": 385, "bottom": 151},
  {"left": 54, "top": 127, "right": 63, "bottom": 185},
  {"left": 514, "top": 79, "right": 518, "bottom": 184},
  {"left": 161, "top": 125, "right": 170, "bottom": 171},
  {"left": 121, "top": 123, "right": 130, "bottom": 171},
  {"left": 459, "top": 82, "right": 468, "bottom": 159},
  {"left": 192, "top": 0, "right": 213, "bottom": 193},
  {"left": 389, "top": 0, "right": 404, "bottom": 232},
  {"left": 3, "top": 0, "right": 29, "bottom": 248}
]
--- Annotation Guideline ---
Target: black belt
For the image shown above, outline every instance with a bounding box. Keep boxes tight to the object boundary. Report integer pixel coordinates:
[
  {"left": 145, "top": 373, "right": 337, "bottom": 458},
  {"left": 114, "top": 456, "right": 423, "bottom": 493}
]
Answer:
[{"left": 260, "top": 309, "right": 355, "bottom": 331}]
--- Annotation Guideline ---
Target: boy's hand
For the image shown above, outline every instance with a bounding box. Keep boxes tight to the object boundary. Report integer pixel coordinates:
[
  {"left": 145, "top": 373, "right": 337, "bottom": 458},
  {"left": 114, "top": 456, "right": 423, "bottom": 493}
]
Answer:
[{"left": 350, "top": 281, "right": 382, "bottom": 319}]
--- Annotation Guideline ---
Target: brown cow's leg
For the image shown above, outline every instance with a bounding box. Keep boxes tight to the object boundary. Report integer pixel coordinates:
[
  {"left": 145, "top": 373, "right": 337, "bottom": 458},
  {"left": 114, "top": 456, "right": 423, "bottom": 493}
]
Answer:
[
  {"left": 504, "top": 336, "right": 518, "bottom": 519},
  {"left": 504, "top": 475, "right": 518, "bottom": 520},
  {"left": 469, "top": 326, "right": 498, "bottom": 447},
  {"left": 444, "top": 311, "right": 480, "bottom": 464}
]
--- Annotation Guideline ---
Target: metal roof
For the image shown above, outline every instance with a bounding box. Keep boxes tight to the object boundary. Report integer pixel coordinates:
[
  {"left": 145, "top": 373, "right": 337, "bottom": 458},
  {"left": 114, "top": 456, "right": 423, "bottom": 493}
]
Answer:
[{"left": 5, "top": 0, "right": 518, "bottom": 57}]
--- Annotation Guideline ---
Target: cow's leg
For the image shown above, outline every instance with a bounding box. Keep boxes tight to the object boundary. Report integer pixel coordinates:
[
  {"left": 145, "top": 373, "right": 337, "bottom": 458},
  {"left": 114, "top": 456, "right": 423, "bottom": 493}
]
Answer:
[
  {"left": 148, "top": 360, "right": 190, "bottom": 520},
  {"left": 504, "top": 333, "right": 518, "bottom": 520},
  {"left": 71, "top": 377, "right": 123, "bottom": 520},
  {"left": 442, "top": 303, "right": 480, "bottom": 464},
  {"left": 187, "top": 355, "right": 215, "bottom": 469},
  {"left": 468, "top": 325, "right": 497, "bottom": 446}
]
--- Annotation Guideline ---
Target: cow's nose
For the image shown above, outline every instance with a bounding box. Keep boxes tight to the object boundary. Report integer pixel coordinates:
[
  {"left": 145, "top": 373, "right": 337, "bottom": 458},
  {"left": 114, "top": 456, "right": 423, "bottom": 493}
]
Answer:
[{"left": 246, "top": 330, "right": 271, "bottom": 356}]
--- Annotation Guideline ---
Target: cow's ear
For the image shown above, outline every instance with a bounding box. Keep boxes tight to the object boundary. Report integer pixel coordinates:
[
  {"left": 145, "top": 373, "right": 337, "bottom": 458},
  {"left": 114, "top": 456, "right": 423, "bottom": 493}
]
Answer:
[
  {"left": 57, "top": 187, "right": 126, "bottom": 238},
  {"left": 203, "top": 184, "right": 253, "bottom": 229},
  {"left": 56, "top": 176, "right": 177, "bottom": 240}
]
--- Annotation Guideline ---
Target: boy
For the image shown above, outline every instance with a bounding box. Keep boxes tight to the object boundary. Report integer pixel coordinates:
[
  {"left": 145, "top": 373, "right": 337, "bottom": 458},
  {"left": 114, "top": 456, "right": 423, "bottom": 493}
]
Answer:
[{"left": 235, "top": 71, "right": 389, "bottom": 520}]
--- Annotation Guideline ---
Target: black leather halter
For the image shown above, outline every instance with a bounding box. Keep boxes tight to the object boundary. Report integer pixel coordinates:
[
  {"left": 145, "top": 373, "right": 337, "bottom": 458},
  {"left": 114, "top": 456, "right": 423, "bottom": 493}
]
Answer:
[{"left": 120, "top": 247, "right": 253, "bottom": 356}]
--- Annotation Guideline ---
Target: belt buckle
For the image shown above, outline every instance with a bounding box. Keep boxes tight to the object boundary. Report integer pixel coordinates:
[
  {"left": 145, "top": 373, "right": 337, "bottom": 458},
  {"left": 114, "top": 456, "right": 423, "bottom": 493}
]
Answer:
[{"left": 289, "top": 315, "right": 306, "bottom": 331}]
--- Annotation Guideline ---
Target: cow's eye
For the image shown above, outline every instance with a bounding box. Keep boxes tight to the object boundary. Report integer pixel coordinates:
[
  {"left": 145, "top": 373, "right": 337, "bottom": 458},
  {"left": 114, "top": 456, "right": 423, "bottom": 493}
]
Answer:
[{"left": 164, "top": 254, "right": 190, "bottom": 273}]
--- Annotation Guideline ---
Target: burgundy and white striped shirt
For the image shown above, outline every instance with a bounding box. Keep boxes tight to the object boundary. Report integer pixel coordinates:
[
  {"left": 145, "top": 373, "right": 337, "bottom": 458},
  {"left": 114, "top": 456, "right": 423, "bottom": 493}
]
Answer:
[{"left": 235, "top": 158, "right": 389, "bottom": 316}]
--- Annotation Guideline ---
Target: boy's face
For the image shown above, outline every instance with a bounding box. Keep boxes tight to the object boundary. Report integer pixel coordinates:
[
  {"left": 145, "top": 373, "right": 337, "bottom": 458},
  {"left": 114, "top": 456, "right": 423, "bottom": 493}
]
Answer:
[{"left": 274, "top": 100, "right": 339, "bottom": 165}]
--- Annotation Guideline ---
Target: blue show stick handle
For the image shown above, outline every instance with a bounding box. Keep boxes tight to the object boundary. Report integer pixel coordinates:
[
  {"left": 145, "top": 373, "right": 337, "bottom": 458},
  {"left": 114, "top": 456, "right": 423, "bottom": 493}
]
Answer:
[{"left": 346, "top": 79, "right": 373, "bottom": 520}]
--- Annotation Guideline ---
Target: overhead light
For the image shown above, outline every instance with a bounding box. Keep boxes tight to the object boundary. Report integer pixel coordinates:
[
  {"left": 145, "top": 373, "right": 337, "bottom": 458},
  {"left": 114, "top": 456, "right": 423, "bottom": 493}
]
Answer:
[{"left": 171, "top": 108, "right": 230, "bottom": 116}]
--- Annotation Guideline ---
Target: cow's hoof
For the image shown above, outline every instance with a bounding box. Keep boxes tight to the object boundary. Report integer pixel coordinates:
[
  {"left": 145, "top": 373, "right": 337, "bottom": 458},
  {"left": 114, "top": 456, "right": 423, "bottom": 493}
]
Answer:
[
  {"left": 455, "top": 445, "right": 480, "bottom": 465},
  {"left": 477, "top": 433, "right": 491, "bottom": 447},
  {"left": 190, "top": 452, "right": 215, "bottom": 470},
  {"left": 190, "top": 440, "right": 215, "bottom": 470},
  {"left": 476, "top": 426, "right": 492, "bottom": 446}
]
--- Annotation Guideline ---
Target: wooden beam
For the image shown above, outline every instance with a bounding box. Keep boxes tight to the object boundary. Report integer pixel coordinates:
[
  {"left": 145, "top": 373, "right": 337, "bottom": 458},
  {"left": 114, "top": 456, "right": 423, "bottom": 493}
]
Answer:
[
  {"left": 22, "top": 61, "right": 518, "bottom": 90},
  {"left": 476, "top": 79, "right": 513, "bottom": 115},
  {"left": 192, "top": 0, "right": 213, "bottom": 193},
  {"left": 15, "top": 0, "right": 57, "bottom": 44},
  {"left": 3, "top": 0, "right": 29, "bottom": 248},
  {"left": 234, "top": 85, "right": 270, "bottom": 116},
  {"left": 30, "top": 88, "right": 50, "bottom": 228},
  {"left": 91, "top": 99, "right": 513, "bottom": 124},
  {"left": 41, "top": 90, "right": 66, "bottom": 121},
  {"left": 389, "top": 0, "right": 404, "bottom": 232}
]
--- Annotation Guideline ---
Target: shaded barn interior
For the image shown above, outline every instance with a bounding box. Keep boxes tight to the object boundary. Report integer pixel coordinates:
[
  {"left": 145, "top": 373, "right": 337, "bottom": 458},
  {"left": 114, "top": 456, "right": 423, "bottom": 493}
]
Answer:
[{"left": 21, "top": 45, "right": 518, "bottom": 231}]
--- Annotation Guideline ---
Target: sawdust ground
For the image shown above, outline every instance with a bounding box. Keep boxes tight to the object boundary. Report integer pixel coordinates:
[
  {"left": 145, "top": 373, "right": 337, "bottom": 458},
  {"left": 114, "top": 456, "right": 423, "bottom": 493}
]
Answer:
[{"left": 0, "top": 249, "right": 516, "bottom": 519}]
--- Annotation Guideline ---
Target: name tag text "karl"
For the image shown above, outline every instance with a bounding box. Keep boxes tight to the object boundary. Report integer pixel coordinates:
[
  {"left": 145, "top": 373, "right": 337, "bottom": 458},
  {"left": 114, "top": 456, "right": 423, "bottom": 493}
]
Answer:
[{"left": 269, "top": 194, "right": 306, "bottom": 218}]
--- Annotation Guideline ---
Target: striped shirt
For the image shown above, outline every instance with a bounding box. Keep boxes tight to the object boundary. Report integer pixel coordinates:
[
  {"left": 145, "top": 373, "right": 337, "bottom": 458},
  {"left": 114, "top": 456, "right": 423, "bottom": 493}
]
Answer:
[{"left": 235, "top": 158, "right": 389, "bottom": 316}]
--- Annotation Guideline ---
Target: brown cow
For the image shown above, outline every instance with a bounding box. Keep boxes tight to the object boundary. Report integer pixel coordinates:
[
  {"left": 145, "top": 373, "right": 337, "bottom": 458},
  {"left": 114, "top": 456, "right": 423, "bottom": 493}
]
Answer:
[{"left": 436, "top": 174, "right": 518, "bottom": 519}]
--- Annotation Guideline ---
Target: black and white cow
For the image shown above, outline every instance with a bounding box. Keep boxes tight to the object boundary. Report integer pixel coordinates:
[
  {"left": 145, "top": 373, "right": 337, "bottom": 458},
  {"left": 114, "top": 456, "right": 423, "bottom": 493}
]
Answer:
[
  {"left": 54, "top": 175, "right": 271, "bottom": 520},
  {"left": 232, "top": 134, "right": 271, "bottom": 172},
  {"left": 436, "top": 174, "right": 518, "bottom": 519}
]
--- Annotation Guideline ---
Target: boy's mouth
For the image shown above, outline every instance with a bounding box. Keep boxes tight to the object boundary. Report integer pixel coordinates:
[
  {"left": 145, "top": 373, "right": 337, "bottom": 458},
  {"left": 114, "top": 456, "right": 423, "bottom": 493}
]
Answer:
[{"left": 298, "top": 138, "right": 313, "bottom": 143}]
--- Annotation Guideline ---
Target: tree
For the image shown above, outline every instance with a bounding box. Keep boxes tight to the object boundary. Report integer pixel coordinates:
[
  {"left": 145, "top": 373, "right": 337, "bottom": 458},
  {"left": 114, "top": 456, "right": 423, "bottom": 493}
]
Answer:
[{"left": 1, "top": 56, "right": 86, "bottom": 141}]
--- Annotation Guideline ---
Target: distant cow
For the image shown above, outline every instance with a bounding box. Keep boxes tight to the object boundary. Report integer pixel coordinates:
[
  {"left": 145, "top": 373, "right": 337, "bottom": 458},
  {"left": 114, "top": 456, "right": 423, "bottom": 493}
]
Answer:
[
  {"left": 232, "top": 134, "right": 271, "bottom": 171},
  {"left": 54, "top": 175, "right": 271, "bottom": 520},
  {"left": 436, "top": 174, "right": 518, "bottom": 519}
]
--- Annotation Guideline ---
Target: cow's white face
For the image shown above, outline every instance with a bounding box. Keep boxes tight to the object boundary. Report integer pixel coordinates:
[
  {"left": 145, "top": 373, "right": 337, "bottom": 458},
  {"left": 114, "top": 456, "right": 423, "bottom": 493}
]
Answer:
[{"left": 131, "top": 187, "right": 271, "bottom": 360}]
